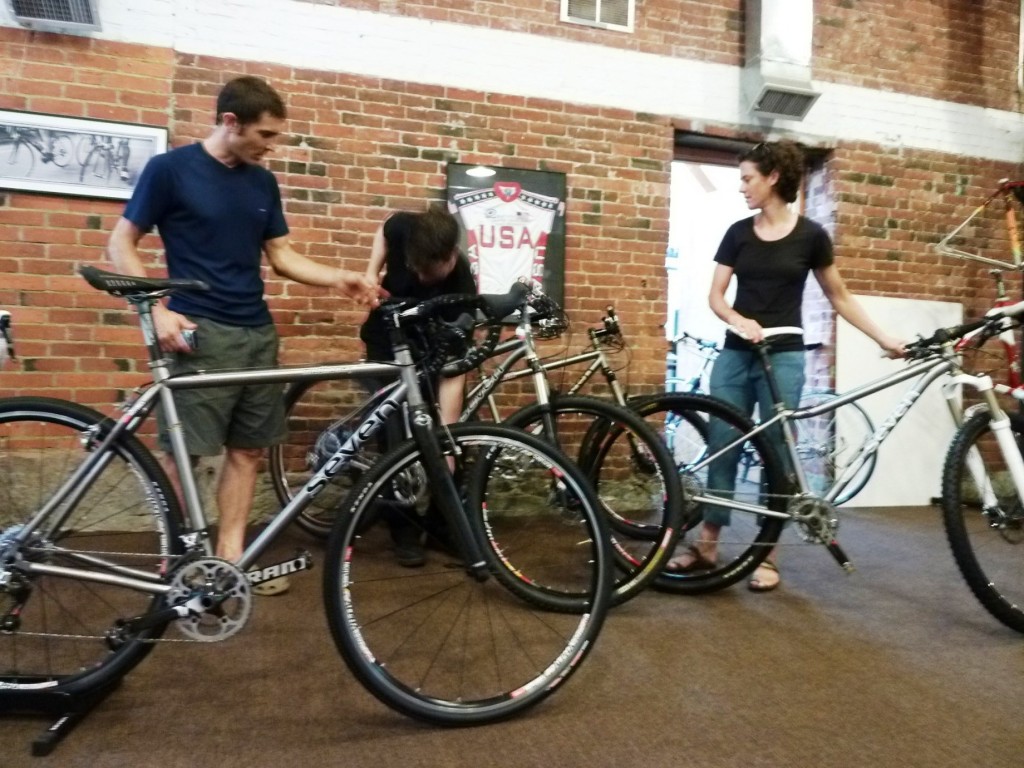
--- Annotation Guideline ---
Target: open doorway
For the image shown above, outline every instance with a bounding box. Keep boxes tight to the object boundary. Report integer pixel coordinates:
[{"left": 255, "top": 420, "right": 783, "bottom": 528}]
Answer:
[{"left": 665, "top": 158, "right": 748, "bottom": 390}]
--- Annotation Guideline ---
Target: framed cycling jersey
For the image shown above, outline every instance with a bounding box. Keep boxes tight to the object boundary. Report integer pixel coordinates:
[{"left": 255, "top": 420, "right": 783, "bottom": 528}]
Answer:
[{"left": 446, "top": 163, "right": 566, "bottom": 308}]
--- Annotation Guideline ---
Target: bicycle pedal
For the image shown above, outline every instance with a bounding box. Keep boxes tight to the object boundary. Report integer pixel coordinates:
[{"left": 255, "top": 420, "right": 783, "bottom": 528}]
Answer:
[{"left": 246, "top": 551, "right": 313, "bottom": 586}]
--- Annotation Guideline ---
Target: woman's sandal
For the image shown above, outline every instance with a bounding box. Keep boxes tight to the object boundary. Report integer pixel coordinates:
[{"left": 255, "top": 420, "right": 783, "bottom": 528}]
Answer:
[
  {"left": 664, "top": 544, "right": 717, "bottom": 574},
  {"left": 748, "top": 560, "right": 780, "bottom": 592}
]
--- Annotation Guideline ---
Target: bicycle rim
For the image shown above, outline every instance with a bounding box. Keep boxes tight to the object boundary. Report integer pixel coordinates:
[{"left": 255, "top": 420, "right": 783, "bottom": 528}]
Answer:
[
  {"left": 0, "top": 397, "right": 181, "bottom": 693},
  {"left": 941, "top": 409, "right": 1024, "bottom": 632},
  {"left": 270, "top": 376, "right": 387, "bottom": 538},
  {"left": 795, "top": 390, "right": 875, "bottom": 505},
  {"left": 631, "top": 394, "right": 788, "bottom": 595},
  {"left": 323, "top": 424, "right": 611, "bottom": 725},
  {"left": 504, "top": 395, "right": 685, "bottom": 605}
]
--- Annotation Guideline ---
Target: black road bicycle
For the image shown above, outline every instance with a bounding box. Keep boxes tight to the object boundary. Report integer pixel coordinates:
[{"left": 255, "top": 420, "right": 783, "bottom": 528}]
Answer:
[{"left": 270, "top": 287, "right": 686, "bottom": 606}]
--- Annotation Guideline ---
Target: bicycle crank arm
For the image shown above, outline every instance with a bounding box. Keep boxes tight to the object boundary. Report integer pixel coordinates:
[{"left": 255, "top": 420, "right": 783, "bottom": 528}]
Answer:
[
  {"left": 826, "top": 540, "right": 855, "bottom": 573},
  {"left": 246, "top": 551, "right": 313, "bottom": 586},
  {"left": 110, "top": 592, "right": 214, "bottom": 641}
]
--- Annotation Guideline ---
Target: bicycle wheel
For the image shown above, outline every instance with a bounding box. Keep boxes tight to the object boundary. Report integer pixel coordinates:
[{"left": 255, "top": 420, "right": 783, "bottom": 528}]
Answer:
[
  {"left": 80, "top": 145, "right": 112, "bottom": 183},
  {"left": 49, "top": 134, "right": 73, "bottom": 167},
  {"left": 794, "top": 389, "right": 875, "bottom": 505},
  {"left": 0, "top": 396, "right": 183, "bottom": 694},
  {"left": 75, "top": 135, "right": 95, "bottom": 166},
  {"left": 628, "top": 394, "right": 709, "bottom": 467},
  {"left": 630, "top": 393, "right": 789, "bottom": 595},
  {"left": 323, "top": 423, "right": 612, "bottom": 725},
  {"left": 941, "top": 408, "right": 1024, "bottom": 632},
  {"left": 269, "top": 375, "right": 393, "bottom": 538},
  {"left": 503, "top": 394, "right": 685, "bottom": 605}
]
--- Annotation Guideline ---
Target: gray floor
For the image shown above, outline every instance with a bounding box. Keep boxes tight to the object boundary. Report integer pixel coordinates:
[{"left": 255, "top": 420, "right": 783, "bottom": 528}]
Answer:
[{"left": 2, "top": 505, "right": 1022, "bottom": 767}]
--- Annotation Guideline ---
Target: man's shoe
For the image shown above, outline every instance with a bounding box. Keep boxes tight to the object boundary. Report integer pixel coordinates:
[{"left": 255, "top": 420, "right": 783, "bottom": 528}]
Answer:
[
  {"left": 392, "top": 528, "right": 425, "bottom": 567},
  {"left": 249, "top": 565, "right": 291, "bottom": 596}
]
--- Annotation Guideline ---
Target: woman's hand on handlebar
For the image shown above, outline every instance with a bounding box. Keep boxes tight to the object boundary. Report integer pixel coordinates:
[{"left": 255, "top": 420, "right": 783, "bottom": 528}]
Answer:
[
  {"left": 878, "top": 334, "right": 907, "bottom": 359},
  {"left": 728, "top": 316, "right": 764, "bottom": 343}
]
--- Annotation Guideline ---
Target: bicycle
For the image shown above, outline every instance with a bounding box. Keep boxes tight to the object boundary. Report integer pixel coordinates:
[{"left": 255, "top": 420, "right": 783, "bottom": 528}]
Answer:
[
  {"left": 4, "top": 127, "right": 73, "bottom": 177},
  {"left": 0, "top": 267, "right": 614, "bottom": 726},
  {"left": 639, "top": 314, "right": 1024, "bottom": 620},
  {"left": 271, "top": 286, "right": 686, "bottom": 606},
  {"left": 666, "top": 329, "right": 877, "bottom": 505},
  {"left": 79, "top": 136, "right": 132, "bottom": 184}
]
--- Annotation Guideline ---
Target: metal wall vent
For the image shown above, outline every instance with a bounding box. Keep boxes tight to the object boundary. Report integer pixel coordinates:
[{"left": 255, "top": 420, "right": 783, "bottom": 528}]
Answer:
[
  {"left": 561, "top": 0, "right": 634, "bottom": 33},
  {"left": 5, "top": 0, "right": 101, "bottom": 34},
  {"left": 748, "top": 81, "right": 820, "bottom": 121},
  {"left": 743, "top": 0, "right": 819, "bottom": 122}
]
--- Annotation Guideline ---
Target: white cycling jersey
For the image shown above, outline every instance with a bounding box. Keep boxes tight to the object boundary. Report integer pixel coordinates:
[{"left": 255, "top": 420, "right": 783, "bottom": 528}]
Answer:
[{"left": 452, "top": 182, "right": 561, "bottom": 294}]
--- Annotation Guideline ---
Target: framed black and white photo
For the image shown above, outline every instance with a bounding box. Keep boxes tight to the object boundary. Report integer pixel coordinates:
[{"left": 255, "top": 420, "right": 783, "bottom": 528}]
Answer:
[{"left": 0, "top": 110, "right": 167, "bottom": 200}]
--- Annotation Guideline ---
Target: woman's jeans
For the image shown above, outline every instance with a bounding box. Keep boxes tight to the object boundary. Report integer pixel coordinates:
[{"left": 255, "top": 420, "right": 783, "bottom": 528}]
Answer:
[{"left": 704, "top": 348, "right": 805, "bottom": 527}]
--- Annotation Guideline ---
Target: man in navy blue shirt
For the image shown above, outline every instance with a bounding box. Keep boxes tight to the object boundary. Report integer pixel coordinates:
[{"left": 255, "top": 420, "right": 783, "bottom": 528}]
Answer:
[{"left": 106, "top": 76, "right": 380, "bottom": 585}]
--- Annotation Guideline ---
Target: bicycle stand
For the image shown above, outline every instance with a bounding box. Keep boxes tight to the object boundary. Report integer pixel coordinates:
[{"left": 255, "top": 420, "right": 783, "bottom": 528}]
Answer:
[{"left": 0, "top": 677, "right": 122, "bottom": 757}]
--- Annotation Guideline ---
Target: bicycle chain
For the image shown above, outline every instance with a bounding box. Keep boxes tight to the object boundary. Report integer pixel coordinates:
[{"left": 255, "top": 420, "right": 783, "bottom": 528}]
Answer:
[
  {"left": 7, "top": 629, "right": 202, "bottom": 644},
  {"left": 3, "top": 553, "right": 248, "bottom": 644}
]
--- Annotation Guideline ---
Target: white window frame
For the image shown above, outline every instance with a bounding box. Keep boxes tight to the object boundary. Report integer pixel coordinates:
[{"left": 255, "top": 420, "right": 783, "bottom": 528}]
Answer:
[{"left": 560, "top": 0, "right": 635, "bottom": 33}]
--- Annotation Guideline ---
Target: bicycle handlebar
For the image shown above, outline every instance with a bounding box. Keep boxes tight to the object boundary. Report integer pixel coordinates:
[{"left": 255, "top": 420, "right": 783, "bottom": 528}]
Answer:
[
  {"left": 669, "top": 330, "right": 720, "bottom": 352},
  {"left": 904, "top": 303, "right": 1024, "bottom": 358},
  {"left": 391, "top": 282, "right": 530, "bottom": 377}
]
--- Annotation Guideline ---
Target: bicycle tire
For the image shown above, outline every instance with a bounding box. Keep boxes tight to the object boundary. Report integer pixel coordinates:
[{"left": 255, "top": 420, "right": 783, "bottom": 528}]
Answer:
[
  {"left": 794, "top": 389, "right": 876, "bottom": 505},
  {"left": 0, "top": 396, "right": 183, "bottom": 694},
  {"left": 49, "top": 134, "right": 73, "bottom": 167},
  {"left": 269, "top": 374, "right": 390, "bottom": 538},
  {"left": 941, "top": 408, "right": 1024, "bottom": 633},
  {"left": 628, "top": 394, "right": 709, "bottom": 468},
  {"left": 322, "top": 423, "right": 612, "bottom": 725},
  {"left": 75, "top": 135, "right": 95, "bottom": 166},
  {"left": 629, "top": 393, "right": 789, "bottom": 595},
  {"left": 502, "top": 394, "right": 685, "bottom": 605},
  {"left": 80, "top": 144, "right": 112, "bottom": 184}
]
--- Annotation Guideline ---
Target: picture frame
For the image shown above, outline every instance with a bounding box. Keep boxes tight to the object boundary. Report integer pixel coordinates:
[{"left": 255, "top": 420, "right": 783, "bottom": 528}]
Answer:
[
  {"left": 0, "top": 109, "right": 168, "bottom": 200},
  {"left": 446, "top": 163, "right": 567, "bottom": 308}
]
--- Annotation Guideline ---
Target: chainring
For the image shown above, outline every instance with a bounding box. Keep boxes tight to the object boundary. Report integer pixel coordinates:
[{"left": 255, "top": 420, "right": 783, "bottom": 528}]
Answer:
[
  {"left": 167, "top": 556, "right": 252, "bottom": 642},
  {"left": 787, "top": 494, "right": 839, "bottom": 544}
]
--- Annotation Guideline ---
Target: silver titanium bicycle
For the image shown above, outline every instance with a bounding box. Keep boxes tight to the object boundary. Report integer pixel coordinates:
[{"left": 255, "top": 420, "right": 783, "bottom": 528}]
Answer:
[
  {"left": 0, "top": 267, "right": 614, "bottom": 726},
  {"left": 642, "top": 307, "right": 1024, "bottom": 633}
]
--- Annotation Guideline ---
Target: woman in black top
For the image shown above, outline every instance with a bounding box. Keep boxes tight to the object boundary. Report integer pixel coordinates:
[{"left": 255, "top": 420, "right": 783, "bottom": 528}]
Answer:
[{"left": 666, "top": 141, "right": 904, "bottom": 590}]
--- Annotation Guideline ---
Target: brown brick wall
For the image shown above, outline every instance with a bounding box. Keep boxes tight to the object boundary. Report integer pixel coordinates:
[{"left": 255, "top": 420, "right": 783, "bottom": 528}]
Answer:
[{"left": 0, "top": 31, "right": 672, "bottom": 407}]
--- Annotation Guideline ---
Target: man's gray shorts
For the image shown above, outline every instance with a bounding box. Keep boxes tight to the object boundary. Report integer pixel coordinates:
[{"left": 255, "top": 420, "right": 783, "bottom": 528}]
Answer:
[{"left": 157, "top": 316, "right": 286, "bottom": 456}]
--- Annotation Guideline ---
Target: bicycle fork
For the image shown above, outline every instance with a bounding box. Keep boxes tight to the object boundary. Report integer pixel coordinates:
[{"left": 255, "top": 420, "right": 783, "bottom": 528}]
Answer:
[
  {"left": 389, "top": 325, "right": 490, "bottom": 580},
  {"left": 953, "top": 374, "right": 1024, "bottom": 512}
]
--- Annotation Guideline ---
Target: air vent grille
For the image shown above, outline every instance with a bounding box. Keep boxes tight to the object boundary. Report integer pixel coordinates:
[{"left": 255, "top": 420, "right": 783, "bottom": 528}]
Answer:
[
  {"left": 752, "top": 88, "right": 819, "bottom": 120},
  {"left": 6, "top": 0, "right": 100, "bottom": 33}
]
